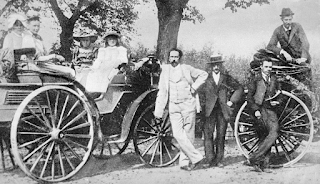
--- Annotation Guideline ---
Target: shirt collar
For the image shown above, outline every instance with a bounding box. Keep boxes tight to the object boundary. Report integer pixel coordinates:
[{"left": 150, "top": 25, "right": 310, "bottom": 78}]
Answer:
[{"left": 283, "top": 25, "right": 292, "bottom": 32}]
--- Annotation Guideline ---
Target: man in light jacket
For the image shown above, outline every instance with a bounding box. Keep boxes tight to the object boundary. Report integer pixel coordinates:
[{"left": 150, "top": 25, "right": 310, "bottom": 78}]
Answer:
[{"left": 154, "top": 48, "right": 208, "bottom": 171}]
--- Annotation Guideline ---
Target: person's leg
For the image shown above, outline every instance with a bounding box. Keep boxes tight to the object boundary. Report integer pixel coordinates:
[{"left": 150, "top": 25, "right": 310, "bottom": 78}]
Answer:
[
  {"left": 170, "top": 100, "right": 203, "bottom": 166},
  {"left": 249, "top": 108, "right": 278, "bottom": 161},
  {"left": 203, "top": 113, "right": 216, "bottom": 164},
  {"left": 215, "top": 109, "right": 227, "bottom": 165}
]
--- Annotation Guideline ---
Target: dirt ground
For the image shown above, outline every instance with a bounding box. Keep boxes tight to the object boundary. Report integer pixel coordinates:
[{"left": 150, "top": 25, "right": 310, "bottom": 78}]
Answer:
[{"left": 1, "top": 137, "right": 320, "bottom": 184}]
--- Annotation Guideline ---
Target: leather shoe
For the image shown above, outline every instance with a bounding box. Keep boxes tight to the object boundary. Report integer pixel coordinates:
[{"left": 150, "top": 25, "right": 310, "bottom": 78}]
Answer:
[
  {"left": 180, "top": 165, "right": 191, "bottom": 171},
  {"left": 189, "top": 158, "right": 206, "bottom": 170}
]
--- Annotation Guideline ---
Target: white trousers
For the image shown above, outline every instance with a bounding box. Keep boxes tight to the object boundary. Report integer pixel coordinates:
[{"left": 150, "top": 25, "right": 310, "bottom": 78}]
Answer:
[{"left": 169, "top": 98, "right": 203, "bottom": 166}]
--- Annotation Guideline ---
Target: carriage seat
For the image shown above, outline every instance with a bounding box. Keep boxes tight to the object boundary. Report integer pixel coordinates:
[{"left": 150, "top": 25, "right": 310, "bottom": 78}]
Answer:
[{"left": 109, "top": 73, "right": 127, "bottom": 85}]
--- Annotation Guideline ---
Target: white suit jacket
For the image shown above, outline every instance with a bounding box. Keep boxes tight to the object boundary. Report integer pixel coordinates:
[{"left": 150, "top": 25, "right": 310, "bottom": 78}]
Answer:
[{"left": 154, "top": 64, "right": 208, "bottom": 118}]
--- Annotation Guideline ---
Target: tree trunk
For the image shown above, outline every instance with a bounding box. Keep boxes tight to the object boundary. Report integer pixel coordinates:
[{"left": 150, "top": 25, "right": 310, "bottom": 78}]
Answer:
[
  {"left": 59, "top": 22, "right": 74, "bottom": 61},
  {"left": 155, "top": 0, "right": 189, "bottom": 63}
]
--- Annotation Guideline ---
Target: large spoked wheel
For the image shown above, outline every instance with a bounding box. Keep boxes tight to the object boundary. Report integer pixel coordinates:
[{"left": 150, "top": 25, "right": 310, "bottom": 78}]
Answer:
[
  {"left": 11, "top": 85, "right": 95, "bottom": 182},
  {"left": 133, "top": 103, "right": 180, "bottom": 167},
  {"left": 235, "top": 90, "right": 314, "bottom": 167}
]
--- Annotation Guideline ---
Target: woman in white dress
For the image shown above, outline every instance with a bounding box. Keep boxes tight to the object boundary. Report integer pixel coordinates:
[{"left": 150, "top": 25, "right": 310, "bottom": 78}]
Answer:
[{"left": 81, "top": 32, "right": 128, "bottom": 93}]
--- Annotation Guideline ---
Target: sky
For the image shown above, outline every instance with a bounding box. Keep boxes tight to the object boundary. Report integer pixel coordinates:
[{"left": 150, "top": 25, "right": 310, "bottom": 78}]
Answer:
[
  {"left": 0, "top": 0, "right": 319, "bottom": 58},
  {"left": 132, "top": 0, "right": 320, "bottom": 58}
]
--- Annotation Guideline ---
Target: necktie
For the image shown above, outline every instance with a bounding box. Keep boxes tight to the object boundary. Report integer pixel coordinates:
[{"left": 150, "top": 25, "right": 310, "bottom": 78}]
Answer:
[{"left": 286, "top": 30, "right": 291, "bottom": 36}]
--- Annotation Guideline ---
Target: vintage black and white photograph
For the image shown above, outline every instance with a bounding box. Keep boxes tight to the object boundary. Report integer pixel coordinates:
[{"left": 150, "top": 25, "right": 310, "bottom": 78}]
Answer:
[{"left": 0, "top": 0, "right": 319, "bottom": 183}]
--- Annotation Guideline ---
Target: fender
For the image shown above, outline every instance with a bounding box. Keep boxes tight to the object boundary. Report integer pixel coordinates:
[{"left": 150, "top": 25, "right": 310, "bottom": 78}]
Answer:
[{"left": 108, "top": 88, "right": 158, "bottom": 143}]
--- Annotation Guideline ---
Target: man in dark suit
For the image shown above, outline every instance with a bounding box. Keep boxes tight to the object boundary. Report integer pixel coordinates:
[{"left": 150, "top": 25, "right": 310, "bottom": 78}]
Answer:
[
  {"left": 267, "top": 8, "right": 311, "bottom": 64},
  {"left": 246, "top": 59, "right": 281, "bottom": 172},
  {"left": 203, "top": 55, "right": 243, "bottom": 168}
]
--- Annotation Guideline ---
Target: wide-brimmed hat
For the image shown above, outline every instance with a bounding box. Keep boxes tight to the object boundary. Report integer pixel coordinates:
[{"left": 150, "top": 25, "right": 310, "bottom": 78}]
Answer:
[
  {"left": 7, "top": 13, "right": 27, "bottom": 29},
  {"left": 280, "top": 8, "right": 294, "bottom": 17},
  {"left": 104, "top": 31, "right": 121, "bottom": 40},
  {"left": 73, "top": 32, "right": 98, "bottom": 43},
  {"left": 207, "top": 55, "right": 224, "bottom": 64}
]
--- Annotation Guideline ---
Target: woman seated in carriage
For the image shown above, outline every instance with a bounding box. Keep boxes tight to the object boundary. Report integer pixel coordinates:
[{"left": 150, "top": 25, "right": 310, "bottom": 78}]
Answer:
[
  {"left": 1, "top": 13, "right": 75, "bottom": 82},
  {"left": 77, "top": 31, "right": 128, "bottom": 93}
]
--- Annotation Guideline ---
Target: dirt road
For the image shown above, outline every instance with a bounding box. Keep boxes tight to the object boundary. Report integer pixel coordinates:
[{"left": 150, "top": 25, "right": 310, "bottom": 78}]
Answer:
[{"left": 1, "top": 138, "right": 320, "bottom": 184}]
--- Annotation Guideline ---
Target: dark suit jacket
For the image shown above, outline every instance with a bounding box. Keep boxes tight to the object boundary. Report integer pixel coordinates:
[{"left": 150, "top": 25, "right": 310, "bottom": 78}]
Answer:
[
  {"left": 205, "top": 72, "right": 243, "bottom": 119},
  {"left": 247, "top": 73, "right": 280, "bottom": 112},
  {"left": 267, "top": 22, "right": 311, "bottom": 63}
]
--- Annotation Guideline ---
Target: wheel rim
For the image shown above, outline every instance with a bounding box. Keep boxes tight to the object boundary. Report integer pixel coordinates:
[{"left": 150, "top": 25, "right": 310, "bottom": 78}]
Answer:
[
  {"left": 11, "top": 85, "right": 94, "bottom": 182},
  {"left": 235, "top": 90, "right": 313, "bottom": 167},
  {"left": 133, "top": 103, "right": 179, "bottom": 167}
]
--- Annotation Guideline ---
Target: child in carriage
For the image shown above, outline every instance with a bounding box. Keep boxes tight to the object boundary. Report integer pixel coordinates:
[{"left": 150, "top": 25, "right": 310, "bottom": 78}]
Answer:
[{"left": 78, "top": 32, "right": 128, "bottom": 94}]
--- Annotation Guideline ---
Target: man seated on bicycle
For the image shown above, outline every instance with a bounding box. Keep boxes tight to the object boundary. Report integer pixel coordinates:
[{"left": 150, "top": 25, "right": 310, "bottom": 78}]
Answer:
[{"left": 246, "top": 58, "right": 281, "bottom": 172}]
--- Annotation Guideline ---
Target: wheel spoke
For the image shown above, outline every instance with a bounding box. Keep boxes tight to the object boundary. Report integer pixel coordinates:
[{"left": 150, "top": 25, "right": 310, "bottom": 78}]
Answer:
[
  {"left": 278, "top": 96, "right": 292, "bottom": 121},
  {"left": 53, "top": 90, "right": 61, "bottom": 124},
  {"left": 30, "top": 143, "right": 50, "bottom": 173},
  {"left": 23, "top": 138, "right": 52, "bottom": 162},
  {"left": 57, "top": 144, "right": 66, "bottom": 177},
  {"left": 61, "top": 110, "right": 87, "bottom": 131},
  {"left": 137, "top": 136, "right": 157, "bottom": 145},
  {"left": 283, "top": 123, "right": 310, "bottom": 129},
  {"left": 18, "top": 135, "right": 49, "bottom": 149},
  {"left": 163, "top": 141, "right": 172, "bottom": 160},
  {"left": 34, "top": 98, "right": 52, "bottom": 129},
  {"left": 21, "top": 118, "right": 48, "bottom": 132},
  {"left": 240, "top": 137, "right": 259, "bottom": 146},
  {"left": 64, "top": 121, "right": 91, "bottom": 132},
  {"left": 60, "top": 145, "right": 76, "bottom": 170},
  {"left": 278, "top": 137, "right": 291, "bottom": 162},
  {"left": 279, "top": 104, "right": 301, "bottom": 125},
  {"left": 57, "top": 94, "right": 70, "bottom": 129},
  {"left": 142, "top": 118, "right": 157, "bottom": 132},
  {"left": 282, "top": 113, "right": 307, "bottom": 127},
  {"left": 46, "top": 91, "right": 54, "bottom": 128},
  {"left": 149, "top": 140, "right": 160, "bottom": 164},
  {"left": 40, "top": 141, "right": 55, "bottom": 178},
  {"left": 280, "top": 130, "right": 311, "bottom": 137},
  {"left": 62, "top": 141, "right": 82, "bottom": 161},
  {"left": 63, "top": 137, "right": 89, "bottom": 151},
  {"left": 65, "top": 133, "right": 91, "bottom": 139},
  {"left": 159, "top": 140, "right": 163, "bottom": 165},
  {"left": 141, "top": 138, "right": 158, "bottom": 157},
  {"left": 238, "top": 130, "right": 256, "bottom": 136},
  {"left": 137, "top": 129, "right": 157, "bottom": 136},
  {"left": 18, "top": 131, "right": 50, "bottom": 136},
  {"left": 26, "top": 106, "right": 51, "bottom": 129},
  {"left": 239, "top": 122, "right": 253, "bottom": 126}
]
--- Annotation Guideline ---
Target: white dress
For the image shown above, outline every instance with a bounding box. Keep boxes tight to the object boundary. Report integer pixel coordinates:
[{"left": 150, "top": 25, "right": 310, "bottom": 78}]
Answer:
[{"left": 84, "top": 46, "right": 128, "bottom": 92}]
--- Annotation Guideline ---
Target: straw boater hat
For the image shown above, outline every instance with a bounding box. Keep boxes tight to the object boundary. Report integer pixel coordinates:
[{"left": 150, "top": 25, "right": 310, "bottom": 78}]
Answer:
[
  {"left": 7, "top": 13, "right": 28, "bottom": 29},
  {"left": 73, "top": 31, "right": 98, "bottom": 43},
  {"left": 280, "top": 8, "right": 294, "bottom": 17},
  {"left": 207, "top": 55, "right": 224, "bottom": 64}
]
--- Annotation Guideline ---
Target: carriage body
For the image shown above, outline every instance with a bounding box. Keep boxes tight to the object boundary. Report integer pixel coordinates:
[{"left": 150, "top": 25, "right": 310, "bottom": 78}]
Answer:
[{"left": 0, "top": 49, "right": 179, "bottom": 183}]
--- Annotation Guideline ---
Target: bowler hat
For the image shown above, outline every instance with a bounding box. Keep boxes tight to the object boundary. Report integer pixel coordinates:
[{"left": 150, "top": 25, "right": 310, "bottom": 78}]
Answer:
[
  {"left": 104, "top": 31, "right": 121, "bottom": 40},
  {"left": 73, "top": 32, "right": 98, "bottom": 43},
  {"left": 207, "top": 55, "right": 224, "bottom": 64},
  {"left": 280, "top": 8, "right": 294, "bottom": 17}
]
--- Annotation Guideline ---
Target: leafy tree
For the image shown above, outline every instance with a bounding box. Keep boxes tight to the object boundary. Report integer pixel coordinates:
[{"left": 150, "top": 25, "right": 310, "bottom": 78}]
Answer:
[{"left": 0, "top": 0, "right": 139, "bottom": 60}]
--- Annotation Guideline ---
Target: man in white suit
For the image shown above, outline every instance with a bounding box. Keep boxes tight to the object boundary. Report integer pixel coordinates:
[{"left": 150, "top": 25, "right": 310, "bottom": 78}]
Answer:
[{"left": 154, "top": 48, "right": 208, "bottom": 171}]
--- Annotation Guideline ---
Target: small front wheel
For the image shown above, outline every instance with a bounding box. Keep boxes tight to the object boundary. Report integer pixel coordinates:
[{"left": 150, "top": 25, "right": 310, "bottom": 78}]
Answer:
[{"left": 133, "top": 103, "right": 179, "bottom": 167}]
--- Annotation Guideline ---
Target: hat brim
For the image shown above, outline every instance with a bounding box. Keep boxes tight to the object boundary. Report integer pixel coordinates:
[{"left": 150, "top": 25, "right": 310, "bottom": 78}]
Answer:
[
  {"left": 73, "top": 35, "right": 98, "bottom": 43},
  {"left": 104, "top": 32, "right": 121, "bottom": 39},
  {"left": 207, "top": 60, "right": 224, "bottom": 64}
]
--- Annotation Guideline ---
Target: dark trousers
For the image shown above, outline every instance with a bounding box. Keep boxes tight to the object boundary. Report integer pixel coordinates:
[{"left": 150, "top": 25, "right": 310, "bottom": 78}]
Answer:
[
  {"left": 204, "top": 103, "right": 227, "bottom": 164},
  {"left": 249, "top": 108, "right": 278, "bottom": 166}
]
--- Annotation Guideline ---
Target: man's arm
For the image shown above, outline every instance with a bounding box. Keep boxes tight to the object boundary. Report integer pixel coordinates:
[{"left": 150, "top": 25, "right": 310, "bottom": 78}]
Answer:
[
  {"left": 267, "top": 27, "right": 282, "bottom": 55},
  {"left": 154, "top": 65, "right": 168, "bottom": 118},
  {"left": 296, "top": 23, "right": 310, "bottom": 59},
  {"left": 246, "top": 78, "right": 260, "bottom": 112},
  {"left": 227, "top": 75, "right": 244, "bottom": 104},
  {"left": 188, "top": 65, "right": 208, "bottom": 91}
]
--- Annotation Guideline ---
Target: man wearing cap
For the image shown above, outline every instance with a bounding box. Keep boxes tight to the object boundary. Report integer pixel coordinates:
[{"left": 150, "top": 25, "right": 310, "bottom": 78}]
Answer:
[
  {"left": 245, "top": 59, "right": 281, "bottom": 172},
  {"left": 267, "top": 8, "right": 311, "bottom": 64},
  {"left": 154, "top": 48, "right": 208, "bottom": 171},
  {"left": 203, "top": 55, "right": 243, "bottom": 168}
]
